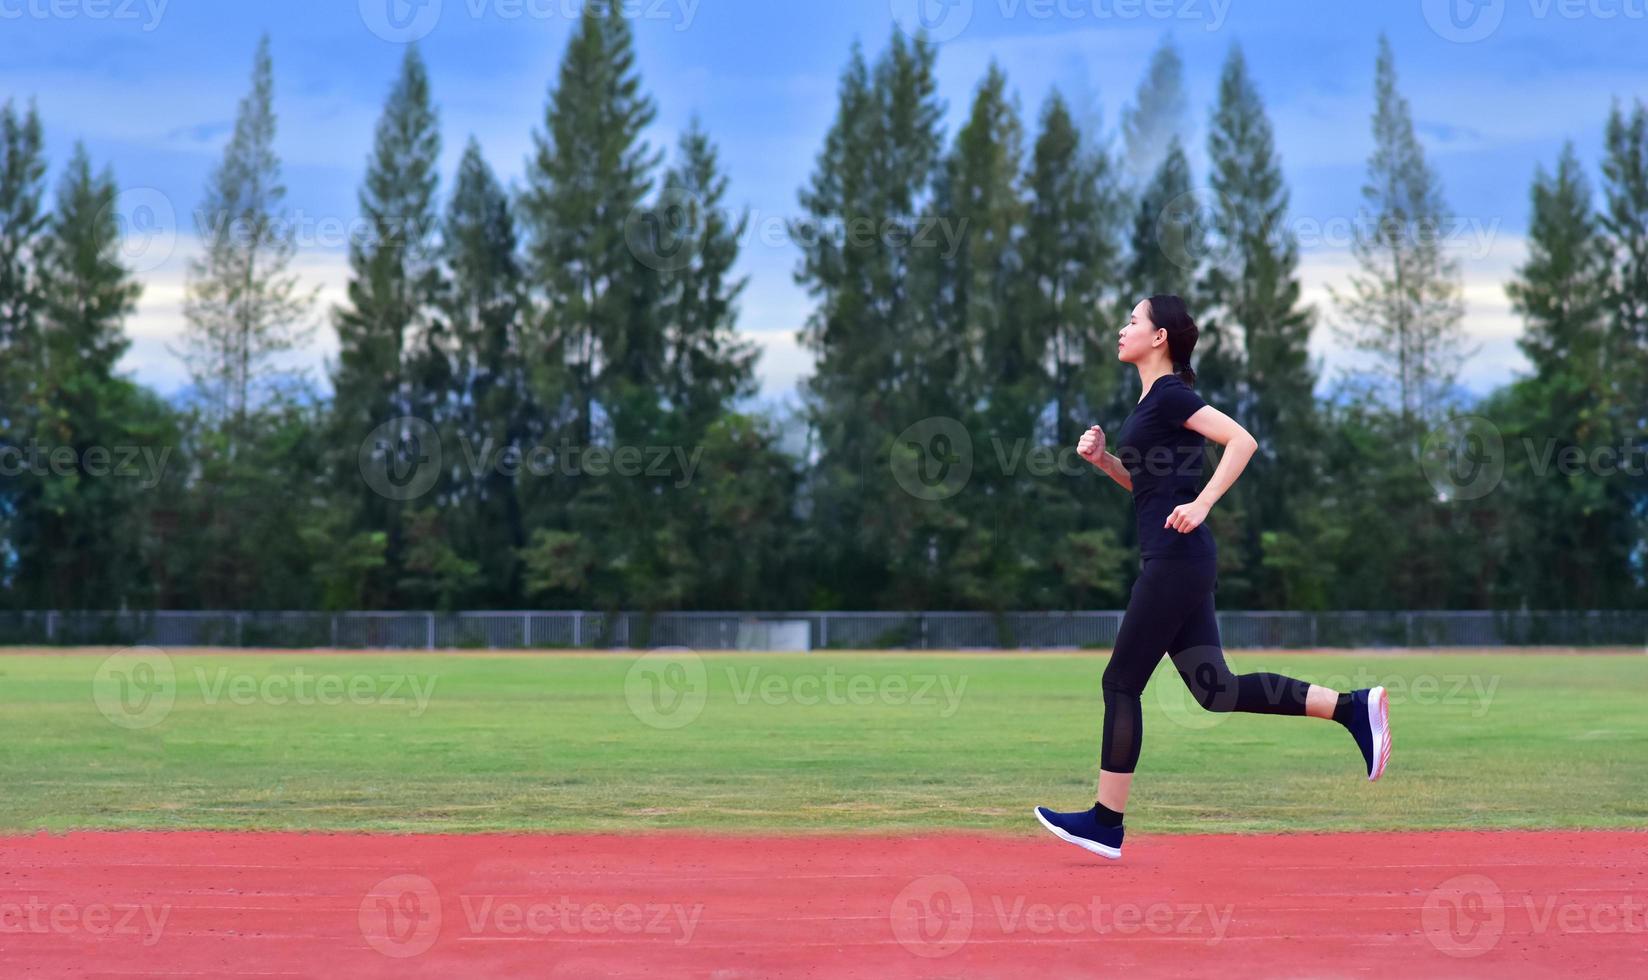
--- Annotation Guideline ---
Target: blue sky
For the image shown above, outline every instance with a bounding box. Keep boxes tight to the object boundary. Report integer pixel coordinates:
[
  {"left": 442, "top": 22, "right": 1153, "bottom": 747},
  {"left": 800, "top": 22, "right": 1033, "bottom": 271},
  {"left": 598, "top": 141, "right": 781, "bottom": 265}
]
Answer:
[{"left": 8, "top": 0, "right": 1647, "bottom": 407}]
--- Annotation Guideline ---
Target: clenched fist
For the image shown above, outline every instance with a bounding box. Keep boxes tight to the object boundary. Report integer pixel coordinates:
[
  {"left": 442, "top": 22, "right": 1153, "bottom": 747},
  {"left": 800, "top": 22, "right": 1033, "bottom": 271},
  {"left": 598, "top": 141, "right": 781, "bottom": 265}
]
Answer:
[{"left": 1077, "top": 424, "right": 1106, "bottom": 465}]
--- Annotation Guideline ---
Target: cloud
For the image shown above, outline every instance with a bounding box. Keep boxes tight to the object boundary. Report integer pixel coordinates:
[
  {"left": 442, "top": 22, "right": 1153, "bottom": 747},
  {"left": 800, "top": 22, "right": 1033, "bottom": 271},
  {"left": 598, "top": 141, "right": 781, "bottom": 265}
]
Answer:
[
  {"left": 1299, "top": 231, "right": 1531, "bottom": 398},
  {"left": 121, "top": 234, "right": 347, "bottom": 397}
]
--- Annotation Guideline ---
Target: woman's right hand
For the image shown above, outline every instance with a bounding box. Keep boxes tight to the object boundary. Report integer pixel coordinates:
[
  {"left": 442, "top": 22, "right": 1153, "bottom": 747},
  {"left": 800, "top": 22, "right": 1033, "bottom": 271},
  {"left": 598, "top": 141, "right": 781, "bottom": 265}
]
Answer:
[{"left": 1077, "top": 424, "right": 1106, "bottom": 465}]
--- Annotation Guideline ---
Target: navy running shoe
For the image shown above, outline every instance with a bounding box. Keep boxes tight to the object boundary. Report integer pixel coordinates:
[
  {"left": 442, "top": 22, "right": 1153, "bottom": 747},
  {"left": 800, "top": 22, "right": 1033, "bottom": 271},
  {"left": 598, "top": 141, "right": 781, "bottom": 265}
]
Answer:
[
  {"left": 1033, "top": 805, "right": 1124, "bottom": 860},
  {"left": 1344, "top": 686, "right": 1392, "bottom": 781}
]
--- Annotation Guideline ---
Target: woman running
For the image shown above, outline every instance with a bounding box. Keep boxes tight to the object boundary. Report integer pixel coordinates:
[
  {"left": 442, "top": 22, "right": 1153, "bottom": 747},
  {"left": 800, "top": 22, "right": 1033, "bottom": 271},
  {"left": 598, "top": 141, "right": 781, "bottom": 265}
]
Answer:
[{"left": 1034, "top": 294, "right": 1391, "bottom": 860}]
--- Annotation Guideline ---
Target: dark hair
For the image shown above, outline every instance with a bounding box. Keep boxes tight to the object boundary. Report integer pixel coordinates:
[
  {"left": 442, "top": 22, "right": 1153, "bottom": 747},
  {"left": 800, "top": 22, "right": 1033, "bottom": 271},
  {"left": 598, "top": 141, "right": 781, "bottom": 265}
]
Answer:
[{"left": 1147, "top": 293, "right": 1198, "bottom": 387}]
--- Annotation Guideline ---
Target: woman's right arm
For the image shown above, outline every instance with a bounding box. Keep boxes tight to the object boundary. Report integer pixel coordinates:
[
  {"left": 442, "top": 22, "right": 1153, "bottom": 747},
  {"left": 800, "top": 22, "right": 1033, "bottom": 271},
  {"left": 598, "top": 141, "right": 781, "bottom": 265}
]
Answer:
[{"left": 1077, "top": 425, "right": 1132, "bottom": 492}]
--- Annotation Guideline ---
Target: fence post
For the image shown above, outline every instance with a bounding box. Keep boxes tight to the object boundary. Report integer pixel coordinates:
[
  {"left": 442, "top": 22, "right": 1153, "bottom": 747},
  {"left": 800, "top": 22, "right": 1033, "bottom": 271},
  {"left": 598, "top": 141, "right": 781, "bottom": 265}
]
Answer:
[
  {"left": 573, "top": 612, "right": 583, "bottom": 648},
  {"left": 330, "top": 614, "right": 338, "bottom": 647},
  {"left": 235, "top": 612, "right": 244, "bottom": 647},
  {"left": 819, "top": 614, "right": 829, "bottom": 650},
  {"left": 1404, "top": 611, "right": 1414, "bottom": 647},
  {"left": 426, "top": 612, "right": 435, "bottom": 650},
  {"left": 45, "top": 610, "right": 57, "bottom": 643},
  {"left": 525, "top": 613, "right": 534, "bottom": 649},
  {"left": 1310, "top": 614, "right": 1318, "bottom": 648}
]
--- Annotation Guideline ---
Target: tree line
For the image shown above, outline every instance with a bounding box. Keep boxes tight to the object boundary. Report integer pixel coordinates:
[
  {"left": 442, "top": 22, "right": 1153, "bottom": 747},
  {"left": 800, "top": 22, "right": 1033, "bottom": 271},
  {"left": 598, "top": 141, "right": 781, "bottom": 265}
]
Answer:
[{"left": 0, "top": 10, "right": 1643, "bottom": 613}]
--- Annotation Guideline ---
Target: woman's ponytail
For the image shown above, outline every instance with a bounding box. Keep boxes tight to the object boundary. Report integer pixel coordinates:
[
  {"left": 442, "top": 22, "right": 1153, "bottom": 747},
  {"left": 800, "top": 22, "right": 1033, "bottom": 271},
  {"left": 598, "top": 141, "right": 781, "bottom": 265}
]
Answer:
[{"left": 1149, "top": 294, "right": 1200, "bottom": 388}]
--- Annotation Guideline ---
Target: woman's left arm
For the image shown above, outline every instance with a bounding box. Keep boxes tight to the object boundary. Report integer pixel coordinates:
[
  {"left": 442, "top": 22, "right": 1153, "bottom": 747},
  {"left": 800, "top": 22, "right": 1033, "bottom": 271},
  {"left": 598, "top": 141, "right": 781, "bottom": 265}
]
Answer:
[{"left": 1163, "top": 406, "right": 1260, "bottom": 534}]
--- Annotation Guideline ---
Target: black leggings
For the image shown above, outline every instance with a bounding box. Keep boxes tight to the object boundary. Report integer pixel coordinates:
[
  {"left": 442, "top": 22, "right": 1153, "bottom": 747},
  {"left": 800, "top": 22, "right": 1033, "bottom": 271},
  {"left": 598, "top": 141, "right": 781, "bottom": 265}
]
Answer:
[{"left": 1100, "top": 554, "right": 1312, "bottom": 774}]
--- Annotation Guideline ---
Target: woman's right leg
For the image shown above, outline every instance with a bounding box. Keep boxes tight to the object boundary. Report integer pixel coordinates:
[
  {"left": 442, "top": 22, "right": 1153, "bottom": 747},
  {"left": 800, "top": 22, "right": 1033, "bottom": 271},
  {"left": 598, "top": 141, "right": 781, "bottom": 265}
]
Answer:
[{"left": 1165, "top": 589, "right": 1394, "bottom": 780}]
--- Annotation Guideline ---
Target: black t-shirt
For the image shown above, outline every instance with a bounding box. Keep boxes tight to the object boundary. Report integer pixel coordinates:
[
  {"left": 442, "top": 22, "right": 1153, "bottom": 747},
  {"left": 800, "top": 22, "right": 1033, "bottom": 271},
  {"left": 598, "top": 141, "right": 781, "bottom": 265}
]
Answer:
[{"left": 1115, "top": 374, "right": 1216, "bottom": 559}]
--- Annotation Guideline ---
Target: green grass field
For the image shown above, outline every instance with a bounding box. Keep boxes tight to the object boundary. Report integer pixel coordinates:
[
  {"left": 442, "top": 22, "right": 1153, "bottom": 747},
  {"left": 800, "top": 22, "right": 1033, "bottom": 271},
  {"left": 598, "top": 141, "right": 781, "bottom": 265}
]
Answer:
[{"left": 2, "top": 648, "right": 1644, "bottom": 834}]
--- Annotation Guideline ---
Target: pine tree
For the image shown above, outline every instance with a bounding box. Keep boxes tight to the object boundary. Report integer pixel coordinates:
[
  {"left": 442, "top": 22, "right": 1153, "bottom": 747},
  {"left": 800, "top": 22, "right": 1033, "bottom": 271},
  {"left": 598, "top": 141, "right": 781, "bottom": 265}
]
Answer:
[
  {"left": 1020, "top": 93, "right": 1123, "bottom": 445},
  {"left": 1598, "top": 99, "right": 1648, "bottom": 591},
  {"left": 1509, "top": 143, "right": 1610, "bottom": 381},
  {"left": 520, "top": 3, "right": 660, "bottom": 450},
  {"left": 172, "top": 36, "right": 328, "bottom": 609},
  {"left": 615, "top": 122, "right": 793, "bottom": 611},
  {"left": 178, "top": 35, "right": 316, "bottom": 434},
  {"left": 652, "top": 119, "right": 757, "bottom": 441},
  {"left": 330, "top": 43, "right": 446, "bottom": 607},
  {"left": 0, "top": 101, "right": 48, "bottom": 454},
  {"left": 443, "top": 138, "right": 530, "bottom": 605},
  {"left": 941, "top": 65, "right": 1024, "bottom": 414},
  {"left": 333, "top": 44, "right": 443, "bottom": 444},
  {"left": 1331, "top": 36, "right": 1468, "bottom": 442},
  {"left": 795, "top": 32, "right": 949, "bottom": 608},
  {"left": 1491, "top": 143, "right": 1632, "bottom": 606},
  {"left": 1120, "top": 37, "right": 1189, "bottom": 186},
  {"left": 12, "top": 145, "right": 158, "bottom": 608},
  {"left": 1203, "top": 43, "right": 1317, "bottom": 606},
  {"left": 932, "top": 64, "right": 1030, "bottom": 607},
  {"left": 1125, "top": 138, "right": 1201, "bottom": 304},
  {"left": 1016, "top": 93, "right": 1131, "bottom": 606},
  {"left": 1601, "top": 101, "right": 1648, "bottom": 403}
]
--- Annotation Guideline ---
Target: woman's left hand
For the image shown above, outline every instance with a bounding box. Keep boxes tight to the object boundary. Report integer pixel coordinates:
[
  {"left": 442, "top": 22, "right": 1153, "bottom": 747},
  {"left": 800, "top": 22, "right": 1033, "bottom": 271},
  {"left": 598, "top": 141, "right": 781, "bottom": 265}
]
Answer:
[{"left": 1164, "top": 501, "right": 1210, "bottom": 534}]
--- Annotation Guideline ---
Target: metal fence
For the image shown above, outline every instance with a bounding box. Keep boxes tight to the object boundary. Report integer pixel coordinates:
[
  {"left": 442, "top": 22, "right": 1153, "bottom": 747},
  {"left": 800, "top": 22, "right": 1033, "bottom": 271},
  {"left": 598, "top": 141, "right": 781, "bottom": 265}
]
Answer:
[{"left": 1, "top": 609, "right": 1644, "bottom": 650}]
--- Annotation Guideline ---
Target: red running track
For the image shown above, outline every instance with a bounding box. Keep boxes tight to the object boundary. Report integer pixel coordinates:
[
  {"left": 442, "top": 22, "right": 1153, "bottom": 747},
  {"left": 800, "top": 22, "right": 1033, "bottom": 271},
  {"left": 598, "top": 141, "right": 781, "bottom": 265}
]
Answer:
[{"left": 1, "top": 830, "right": 1643, "bottom": 978}]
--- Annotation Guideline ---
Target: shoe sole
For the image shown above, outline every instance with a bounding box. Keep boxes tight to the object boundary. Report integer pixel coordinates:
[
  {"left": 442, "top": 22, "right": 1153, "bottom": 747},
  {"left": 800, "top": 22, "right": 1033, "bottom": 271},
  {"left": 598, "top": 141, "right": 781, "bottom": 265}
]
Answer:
[
  {"left": 1367, "top": 685, "right": 1391, "bottom": 782},
  {"left": 1033, "top": 808, "right": 1121, "bottom": 860}
]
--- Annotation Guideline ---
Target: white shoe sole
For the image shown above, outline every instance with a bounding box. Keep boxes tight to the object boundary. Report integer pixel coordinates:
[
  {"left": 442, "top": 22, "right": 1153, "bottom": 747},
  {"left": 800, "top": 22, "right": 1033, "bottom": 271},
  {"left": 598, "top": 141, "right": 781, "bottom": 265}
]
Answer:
[
  {"left": 1033, "top": 808, "right": 1121, "bottom": 860},
  {"left": 1367, "top": 685, "right": 1392, "bottom": 782}
]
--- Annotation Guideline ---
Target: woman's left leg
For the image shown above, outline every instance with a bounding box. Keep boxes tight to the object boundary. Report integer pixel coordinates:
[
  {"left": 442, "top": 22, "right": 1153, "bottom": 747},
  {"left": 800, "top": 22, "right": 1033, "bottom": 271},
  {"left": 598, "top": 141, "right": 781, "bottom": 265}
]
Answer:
[{"left": 1165, "top": 585, "right": 1331, "bottom": 717}]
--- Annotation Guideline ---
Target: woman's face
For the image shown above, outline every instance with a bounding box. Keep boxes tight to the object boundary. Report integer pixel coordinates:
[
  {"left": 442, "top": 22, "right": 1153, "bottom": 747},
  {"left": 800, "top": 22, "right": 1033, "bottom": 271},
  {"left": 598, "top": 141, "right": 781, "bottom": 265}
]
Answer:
[{"left": 1116, "top": 299, "right": 1163, "bottom": 365}]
